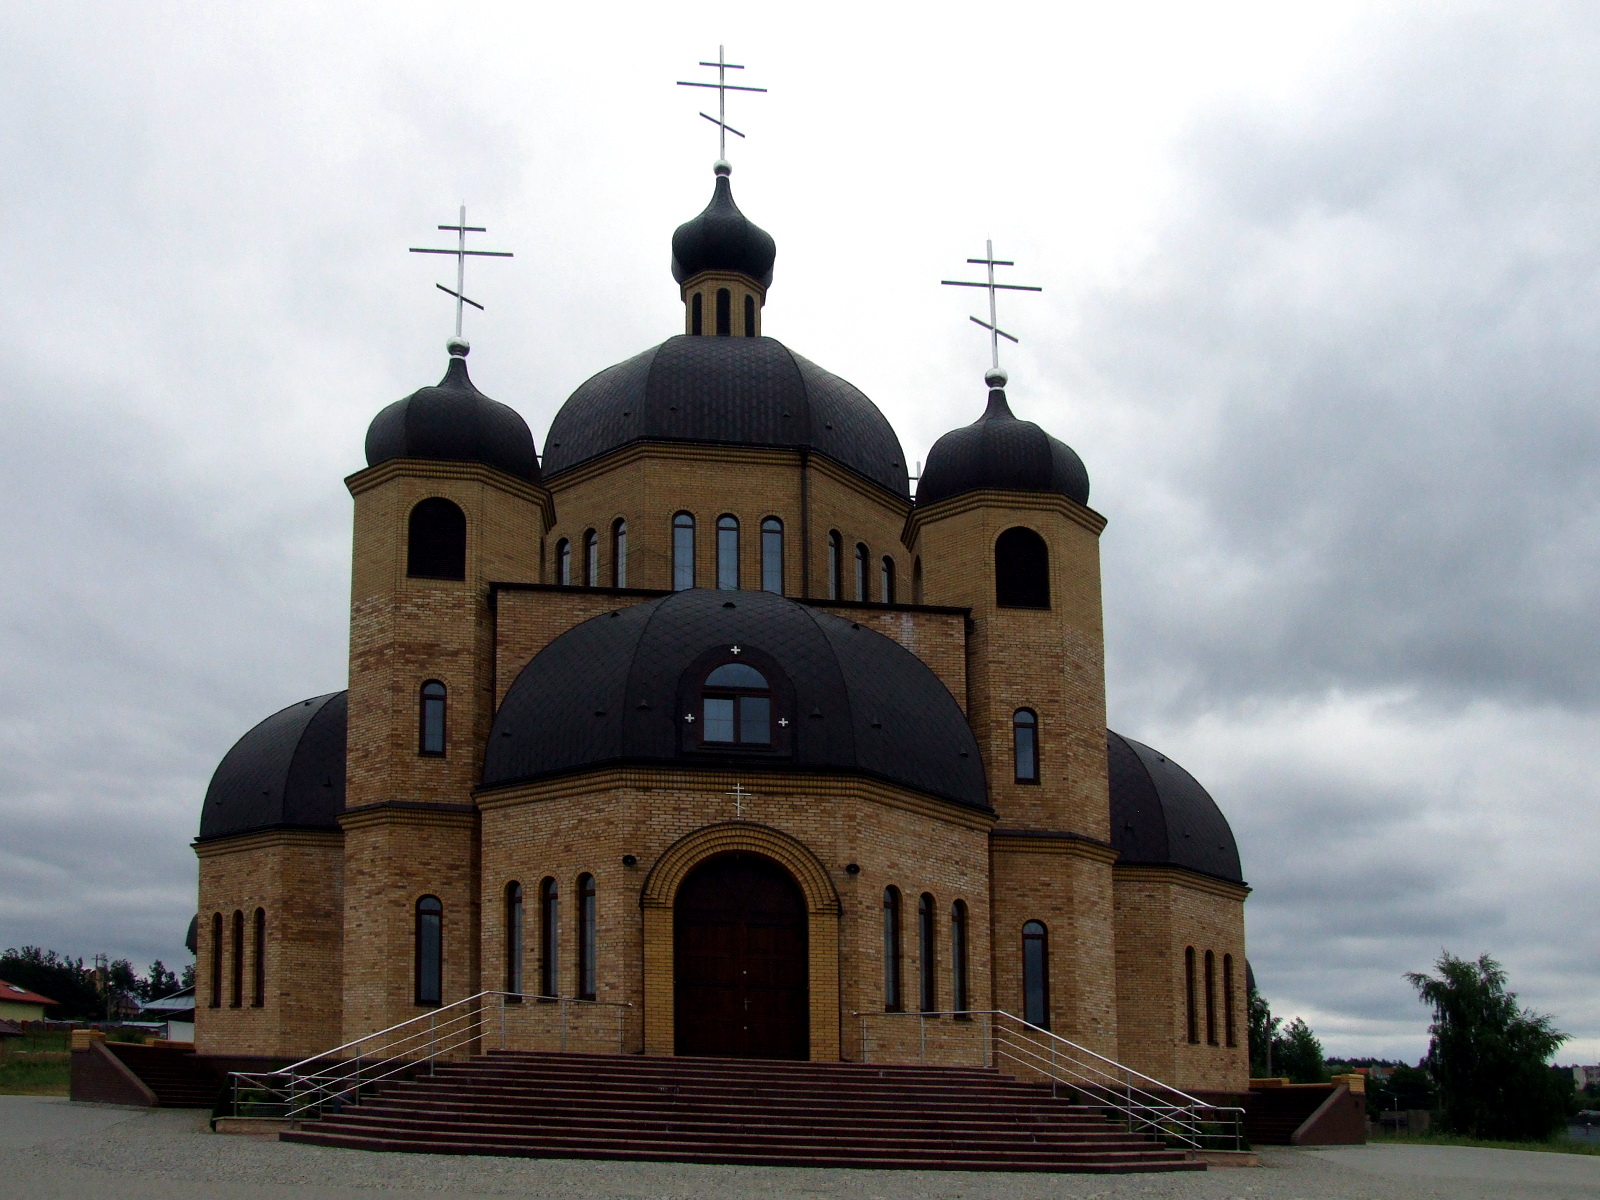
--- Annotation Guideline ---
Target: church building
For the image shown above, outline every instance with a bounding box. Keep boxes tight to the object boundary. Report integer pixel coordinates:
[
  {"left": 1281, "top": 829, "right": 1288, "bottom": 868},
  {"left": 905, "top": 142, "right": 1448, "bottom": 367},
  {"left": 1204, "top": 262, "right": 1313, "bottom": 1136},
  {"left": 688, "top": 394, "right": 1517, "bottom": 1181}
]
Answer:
[{"left": 192, "top": 158, "right": 1250, "bottom": 1097}]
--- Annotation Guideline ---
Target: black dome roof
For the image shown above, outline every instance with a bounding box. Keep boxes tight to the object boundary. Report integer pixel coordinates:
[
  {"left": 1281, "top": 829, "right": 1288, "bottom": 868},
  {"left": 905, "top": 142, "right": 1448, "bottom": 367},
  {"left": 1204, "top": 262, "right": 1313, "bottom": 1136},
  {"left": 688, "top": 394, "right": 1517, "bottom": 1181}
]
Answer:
[
  {"left": 542, "top": 336, "right": 910, "bottom": 498},
  {"left": 1107, "top": 730, "right": 1242, "bottom": 884},
  {"left": 671, "top": 170, "right": 776, "bottom": 288},
  {"left": 916, "top": 388, "right": 1089, "bottom": 507},
  {"left": 484, "top": 589, "right": 987, "bottom": 808},
  {"left": 366, "top": 352, "right": 541, "bottom": 484},
  {"left": 198, "top": 692, "right": 346, "bottom": 841}
]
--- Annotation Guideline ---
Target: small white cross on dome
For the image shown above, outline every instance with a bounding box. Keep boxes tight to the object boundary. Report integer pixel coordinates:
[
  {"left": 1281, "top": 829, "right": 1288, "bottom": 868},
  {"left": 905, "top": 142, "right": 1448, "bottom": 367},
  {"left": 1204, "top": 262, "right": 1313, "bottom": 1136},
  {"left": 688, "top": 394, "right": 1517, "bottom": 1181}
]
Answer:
[
  {"left": 778, "top": 717, "right": 789, "bottom": 727},
  {"left": 684, "top": 713, "right": 696, "bottom": 723},
  {"left": 729, "top": 645, "right": 742, "bottom": 655}
]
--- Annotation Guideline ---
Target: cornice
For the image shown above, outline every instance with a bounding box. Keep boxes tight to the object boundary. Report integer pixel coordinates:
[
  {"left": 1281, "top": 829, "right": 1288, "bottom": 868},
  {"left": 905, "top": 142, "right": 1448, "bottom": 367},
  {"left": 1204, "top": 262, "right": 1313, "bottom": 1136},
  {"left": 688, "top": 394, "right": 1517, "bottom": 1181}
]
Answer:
[
  {"left": 192, "top": 827, "right": 343, "bottom": 858},
  {"left": 990, "top": 828, "right": 1120, "bottom": 866},
  {"left": 903, "top": 488, "right": 1107, "bottom": 546},
  {"left": 337, "top": 800, "right": 478, "bottom": 833},
  {"left": 1114, "top": 862, "right": 1252, "bottom": 901},
  {"left": 345, "top": 459, "right": 555, "bottom": 530},
  {"left": 678, "top": 269, "right": 768, "bottom": 302}
]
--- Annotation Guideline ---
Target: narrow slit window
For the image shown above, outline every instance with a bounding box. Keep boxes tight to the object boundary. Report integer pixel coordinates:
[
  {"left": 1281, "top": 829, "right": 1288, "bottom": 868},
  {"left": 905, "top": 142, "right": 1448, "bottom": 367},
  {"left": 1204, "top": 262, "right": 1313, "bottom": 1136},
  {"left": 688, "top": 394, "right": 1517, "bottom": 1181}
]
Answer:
[
  {"left": 251, "top": 907, "right": 266, "bottom": 1007},
  {"left": 505, "top": 882, "right": 524, "bottom": 996},
  {"left": 744, "top": 293, "right": 755, "bottom": 336},
  {"left": 918, "top": 893, "right": 937, "bottom": 1013},
  {"left": 539, "top": 878, "right": 559, "bottom": 997},
  {"left": 1205, "top": 950, "right": 1218, "bottom": 1045},
  {"left": 1022, "top": 920, "right": 1049, "bottom": 1029},
  {"left": 672, "top": 513, "right": 695, "bottom": 591},
  {"left": 880, "top": 557, "right": 895, "bottom": 604},
  {"left": 555, "top": 538, "right": 571, "bottom": 586},
  {"left": 761, "top": 518, "right": 783, "bottom": 593},
  {"left": 716, "top": 288, "right": 731, "bottom": 336},
  {"left": 576, "top": 873, "right": 596, "bottom": 1001},
  {"left": 950, "top": 900, "right": 969, "bottom": 1013},
  {"left": 913, "top": 557, "right": 923, "bottom": 604},
  {"left": 691, "top": 292, "right": 702, "bottom": 335},
  {"left": 1185, "top": 947, "right": 1199, "bottom": 1044},
  {"left": 419, "top": 681, "right": 447, "bottom": 756},
  {"left": 611, "top": 519, "right": 627, "bottom": 588},
  {"left": 883, "top": 887, "right": 903, "bottom": 1012},
  {"left": 210, "top": 912, "right": 223, "bottom": 1008},
  {"left": 1223, "top": 954, "right": 1237, "bottom": 1048},
  {"left": 827, "top": 531, "right": 843, "bottom": 600},
  {"left": 854, "top": 543, "right": 869, "bottom": 601},
  {"left": 1013, "top": 709, "right": 1038, "bottom": 783},
  {"left": 415, "top": 896, "right": 443, "bottom": 1006},
  {"left": 716, "top": 515, "right": 739, "bottom": 590},
  {"left": 231, "top": 910, "right": 244, "bottom": 1008},
  {"left": 584, "top": 529, "right": 598, "bottom": 587}
]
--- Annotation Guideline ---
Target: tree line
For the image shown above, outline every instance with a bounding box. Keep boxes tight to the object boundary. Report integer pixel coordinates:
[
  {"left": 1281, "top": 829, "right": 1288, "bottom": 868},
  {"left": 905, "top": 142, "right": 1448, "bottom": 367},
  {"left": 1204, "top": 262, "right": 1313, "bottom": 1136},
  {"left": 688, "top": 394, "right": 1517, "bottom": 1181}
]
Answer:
[{"left": 1, "top": 945, "right": 194, "bottom": 1021}]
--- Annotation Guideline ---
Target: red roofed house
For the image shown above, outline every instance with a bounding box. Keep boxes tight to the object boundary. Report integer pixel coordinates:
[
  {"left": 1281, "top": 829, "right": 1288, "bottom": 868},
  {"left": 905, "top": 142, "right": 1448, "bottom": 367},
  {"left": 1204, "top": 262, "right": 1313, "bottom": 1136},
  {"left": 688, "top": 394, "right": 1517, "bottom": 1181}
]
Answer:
[{"left": 0, "top": 980, "right": 58, "bottom": 1023}]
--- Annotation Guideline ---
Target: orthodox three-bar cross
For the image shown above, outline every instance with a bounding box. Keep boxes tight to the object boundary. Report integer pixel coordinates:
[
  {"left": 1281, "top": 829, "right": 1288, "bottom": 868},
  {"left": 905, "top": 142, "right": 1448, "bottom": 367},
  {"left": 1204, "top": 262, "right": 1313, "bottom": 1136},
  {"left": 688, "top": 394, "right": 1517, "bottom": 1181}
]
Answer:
[
  {"left": 727, "top": 782, "right": 753, "bottom": 818},
  {"left": 678, "top": 46, "right": 766, "bottom": 164},
  {"left": 409, "top": 206, "right": 514, "bottom": 340},
  {"left": 942, "top": 240, "right": 1042, "bottom": 376}
]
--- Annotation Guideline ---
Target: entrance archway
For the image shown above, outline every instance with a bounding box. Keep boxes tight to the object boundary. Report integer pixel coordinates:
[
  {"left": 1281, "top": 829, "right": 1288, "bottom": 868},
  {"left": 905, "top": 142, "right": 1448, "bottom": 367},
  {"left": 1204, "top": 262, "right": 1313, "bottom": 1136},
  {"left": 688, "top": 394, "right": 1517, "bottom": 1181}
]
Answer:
[{"left": 674, "top": 852, "right": 809, "bottom": 1059}]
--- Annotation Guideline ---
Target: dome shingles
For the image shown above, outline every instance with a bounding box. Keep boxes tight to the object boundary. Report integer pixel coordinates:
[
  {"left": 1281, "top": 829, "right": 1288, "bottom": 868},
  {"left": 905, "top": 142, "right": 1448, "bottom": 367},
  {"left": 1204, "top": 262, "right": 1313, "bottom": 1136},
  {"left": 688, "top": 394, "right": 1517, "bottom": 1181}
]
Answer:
[
  {"left": 365, "top": 353, "right": 542, "bottom": 484},
  {"left": 916, "top": 388, "right": 1090, "bottom": 508},
  {"left": 542, "top": 336, "right": 909, "bottom": 498},
  {"left": 483, "top": 589, "right": 987, "bottom": 808},
  {"left": 1107, "top": 730, "right": 1243, "bottom": 885},
  {"left": 671, "top": 171, "right": 776, "bottom": 288},
  {"left": 198, "top": 692, "right": 347, "bottom": 841}
]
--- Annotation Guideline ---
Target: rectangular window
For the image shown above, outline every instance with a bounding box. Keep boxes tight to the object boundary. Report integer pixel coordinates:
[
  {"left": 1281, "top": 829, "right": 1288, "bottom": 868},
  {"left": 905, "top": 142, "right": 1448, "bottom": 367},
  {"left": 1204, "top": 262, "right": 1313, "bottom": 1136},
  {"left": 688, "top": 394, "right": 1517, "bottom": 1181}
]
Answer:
[
  {"left": 673, "top": 516, "right": 695, "bottom": 591},
  {"left": 704, "top": 697, "right": 735, "bottom": 742},
  {"left": 739, "top": 696, "right": 771, "bottom": 744},
  {"left": 761, "top": 520, "right": 783, "bottom": 593},
  {"left": 577, "top": 875, "right": 596, "bottom": 1001}
]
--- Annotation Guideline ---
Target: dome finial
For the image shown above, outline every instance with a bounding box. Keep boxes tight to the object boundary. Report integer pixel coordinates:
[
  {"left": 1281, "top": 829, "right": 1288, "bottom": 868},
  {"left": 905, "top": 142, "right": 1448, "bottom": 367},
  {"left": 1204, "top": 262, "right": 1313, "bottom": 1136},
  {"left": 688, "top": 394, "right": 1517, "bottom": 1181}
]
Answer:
[
  {"left": 677, "top": 45, "right": 766, "bottom": 170},
  {"left": 942, "top": 238, "right": 1042, "bottom": 387},
  {"left": 409, "top": 203, "right": 514, "bottom": 343},
  {"left": 447, "top": 337, "right": 469, "bottom": 358}
]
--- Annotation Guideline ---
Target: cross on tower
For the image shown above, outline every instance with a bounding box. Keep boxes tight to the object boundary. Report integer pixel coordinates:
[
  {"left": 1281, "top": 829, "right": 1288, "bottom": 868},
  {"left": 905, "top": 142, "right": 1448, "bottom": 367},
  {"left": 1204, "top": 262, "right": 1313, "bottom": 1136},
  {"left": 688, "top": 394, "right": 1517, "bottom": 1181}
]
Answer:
[
  {"left": 726, "top": 782, "right": 753, "bottom": 818},
  {"left": 941, "top": 240, "right": 1042, "bottom": 384},
  {"left": 677, "top": 46, "right": 766, "bottom": 166},
  {"left": 409, "top": 205, "right": 514, "bottom": 344}
]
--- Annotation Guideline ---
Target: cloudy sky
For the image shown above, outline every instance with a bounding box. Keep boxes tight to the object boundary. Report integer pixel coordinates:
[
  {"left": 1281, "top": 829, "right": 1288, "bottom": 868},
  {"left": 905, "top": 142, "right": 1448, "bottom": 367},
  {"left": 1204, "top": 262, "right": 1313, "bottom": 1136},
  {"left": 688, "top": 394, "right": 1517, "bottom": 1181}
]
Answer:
[{"left": 2, "top": 1, "right": 1597, "bottom": 1062}]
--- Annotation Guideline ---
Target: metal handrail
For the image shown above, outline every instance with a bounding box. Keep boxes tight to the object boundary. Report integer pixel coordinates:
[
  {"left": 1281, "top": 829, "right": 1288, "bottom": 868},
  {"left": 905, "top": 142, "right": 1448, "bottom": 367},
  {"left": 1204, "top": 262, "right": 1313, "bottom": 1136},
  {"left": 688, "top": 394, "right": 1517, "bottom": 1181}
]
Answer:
[
  {"left": 229, "top": 991, "right": 632, "bottom": 1120},
  {"left": 855, "top": 1009, "right": 1244, "bottom": 1152}
]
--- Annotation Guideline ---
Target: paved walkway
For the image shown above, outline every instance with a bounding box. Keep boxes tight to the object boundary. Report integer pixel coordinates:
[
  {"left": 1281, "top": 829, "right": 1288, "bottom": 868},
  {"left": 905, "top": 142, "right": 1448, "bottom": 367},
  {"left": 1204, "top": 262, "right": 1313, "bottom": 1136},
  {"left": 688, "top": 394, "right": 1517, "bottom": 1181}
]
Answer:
[{"left": 4, "top": 1095, "right": 1600, "bottom": 1199}]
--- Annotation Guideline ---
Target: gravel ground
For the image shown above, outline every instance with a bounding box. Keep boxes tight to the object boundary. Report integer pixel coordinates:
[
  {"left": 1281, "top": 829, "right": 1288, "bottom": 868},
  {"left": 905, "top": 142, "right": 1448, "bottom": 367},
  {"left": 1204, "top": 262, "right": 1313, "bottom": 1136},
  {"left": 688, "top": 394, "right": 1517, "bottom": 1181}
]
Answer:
[{"left": 4, "top": 1096, "right": 1600, "bottom": 1200}]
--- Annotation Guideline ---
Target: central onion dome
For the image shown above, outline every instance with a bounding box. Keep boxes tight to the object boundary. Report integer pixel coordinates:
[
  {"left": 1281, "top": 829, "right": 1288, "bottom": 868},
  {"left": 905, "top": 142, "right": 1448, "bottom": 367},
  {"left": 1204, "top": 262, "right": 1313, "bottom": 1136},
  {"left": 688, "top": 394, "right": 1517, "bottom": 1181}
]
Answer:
[
  {"left": 917, "top": 377, "right": 1089, "bottom": 507},
  {"left": 365, "top": 345, "right": 542, "bottom": 484},
  {"left": 671, "top": 163, "right": 776, "bottom": 287},
  {"left": 483, "top": 589, "right": 986, "bottom": 807}
]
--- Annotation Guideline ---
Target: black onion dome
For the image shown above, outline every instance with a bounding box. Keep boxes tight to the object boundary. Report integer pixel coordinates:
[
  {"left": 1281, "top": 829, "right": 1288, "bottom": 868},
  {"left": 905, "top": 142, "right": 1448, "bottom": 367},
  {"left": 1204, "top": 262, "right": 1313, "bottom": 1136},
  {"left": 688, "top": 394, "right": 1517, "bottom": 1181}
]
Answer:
[
  {"left": 484, "top": 589, "right": 986, "bottom": 808},
  {"left": 671, "top": 171, "right": 776, "bottom": 288},
  {"left": 542, "top": 336, "right": 910, "bottom": 498},
  {"left": 916, "top": 388, "right": 1089, "bottom": 507},
  {"left": 1107, "top": 730, "right": 1243, "bottom": 885},
  {"left": 198, "top": 693, "right": 347, "bottom": 841},
  {"left": 366, "top": 353, "right": 541, "bottom": 484}
]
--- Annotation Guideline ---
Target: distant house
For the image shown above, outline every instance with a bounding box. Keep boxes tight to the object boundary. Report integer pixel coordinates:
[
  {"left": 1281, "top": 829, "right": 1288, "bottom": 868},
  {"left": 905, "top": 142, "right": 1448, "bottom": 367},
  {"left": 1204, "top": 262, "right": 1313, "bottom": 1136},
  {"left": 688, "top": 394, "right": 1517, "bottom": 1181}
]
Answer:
[
  {"left": 137, "top": 987, "right": 196, "bottom": 1042},
  {"left": 1573, "top": 1065, "right": 1600, "bottom": 1089},
  {"left": 0, "top": 980, "right": 57, "bottom": 1022}
]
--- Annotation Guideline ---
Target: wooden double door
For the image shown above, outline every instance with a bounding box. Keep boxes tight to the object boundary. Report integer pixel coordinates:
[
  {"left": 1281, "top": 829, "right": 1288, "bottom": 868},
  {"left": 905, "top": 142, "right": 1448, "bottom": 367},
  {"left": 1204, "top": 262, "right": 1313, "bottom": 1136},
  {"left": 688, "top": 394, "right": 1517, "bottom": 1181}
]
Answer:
[{"left": 674, "top": 852, "right": 809, "bottom": 1059}]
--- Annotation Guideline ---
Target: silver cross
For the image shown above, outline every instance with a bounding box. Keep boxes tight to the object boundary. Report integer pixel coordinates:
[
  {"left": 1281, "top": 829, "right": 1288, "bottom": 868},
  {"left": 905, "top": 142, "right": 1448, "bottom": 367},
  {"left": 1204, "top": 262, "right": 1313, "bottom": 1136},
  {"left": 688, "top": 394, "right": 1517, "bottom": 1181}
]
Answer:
[
  {"left": 410, "top": 205, "right": 514, "bottom": 342},
  {"left": 942, "top": 239, "right": 1042, "bottom": 382},
  {"left": 684, "top": 713, "right": 696, "bottom": 723},
  {"left": 778, "top": 717, "right": 789, "bottom": 727},
  {"left": 727, "top": 782, "right": 753, "bottom": 818},
  {"left": 729, "top": 645, "right": 742, "bottom": 655},
  {"left": 677, "top": 46, "right": 766, "bottom": 166}
]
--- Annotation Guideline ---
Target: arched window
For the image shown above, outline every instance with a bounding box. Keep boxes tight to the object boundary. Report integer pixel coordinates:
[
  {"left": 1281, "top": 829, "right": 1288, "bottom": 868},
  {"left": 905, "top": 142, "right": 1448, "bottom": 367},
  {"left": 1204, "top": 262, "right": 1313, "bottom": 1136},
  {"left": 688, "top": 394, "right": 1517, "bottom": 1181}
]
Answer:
[
  {"left": 918, "top": 893, "right": 937, "bottom": 1013},
  {"left": 716, "top": 287, "right": 731, "bottom": 336},
  {"left": 716, "top": 515, "right": 739, "bottom": 590},
  {"left": 505, "top": 882, "right": 524, "bottom": 996},
  {"left": 576, "top": 873, "right": 597, "bottom": 1001},
  {"left": 538, "top": 878, "right": 559, "bottom": 997},
  {"left": 419, "top": 681, "right": 447, "bottom": 756},
  {"left": 555, "top": 538, "right": 572, "bottom": 586},
  {"left": 854, "top": 543, "right": 869, "bottom": 601},
  {"left": 209, "top": 912, "right": 222, "bottom": 1008},
  {"left": 1224, "top": 955, "right": 1238, "bottom": 1047},
  {"left": 415, "top": 896, "right": 443, "bottom": 1006},
  {"left": 701, "top": 663, "right": 771, "bottom": 744},
  {"left": 1013, "top": 709, "right": 1038, "bottom": 783},
  {"left": 995, "top": 527, "right": 1050, "bottom": 608},
  {"left": 744, "top": 294, "right": 756, "bottom": 337},
  {"left": 883, "top": 887, "right": 903, "bottom": 1012},
  {"left": 583, "top": 528, "right": 599, "bottom": 587},
  {"left": 880, "top": 557, "right": 895, "bottom": 604},
  {"left": 611, "top": 519, "right": 627, "bottom": 588},
  {"left": 827, "top": 531, "right": 843, "bottom": 599},
  {"left": 1184, "top": 947, "right": 1199, "bottom": 1044},
  {"left": 1022, "top": 920, "right": 1049, "bottom": 1029},
  {"left": 251, "top": 907, "right": 266, "bottom": 1007},
  {"left": 761, "top": 518, "right": 783, "bottom": 593},
  {"left": 691, "top": 291, "right": 703, "bottom": 335},
  {"left": 407, "top": 498, "right": 466, "bottom": 581},
  {"left": 913, "top": 557, "right": 923, "bottom": 604},
  {"left": 672, "top": 513, "right": 695, "bottom": 590},
  {"left": 1205, "top": 950, "right": 1218, "bottom": 1045},
  {"left": 950, "top": 900, "right": 969, "bottom": 1013},
  {"left": 230, "top": 910, "right": 244, "bottom": 1008}
]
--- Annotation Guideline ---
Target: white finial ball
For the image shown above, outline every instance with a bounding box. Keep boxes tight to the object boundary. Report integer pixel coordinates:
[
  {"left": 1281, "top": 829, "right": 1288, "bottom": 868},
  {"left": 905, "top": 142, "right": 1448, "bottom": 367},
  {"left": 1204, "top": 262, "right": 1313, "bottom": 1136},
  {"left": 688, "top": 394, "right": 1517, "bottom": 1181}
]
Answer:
[
  {"left": 447, "top": 337, "right": 470, "bottom": 358},
  {"left": 985, "top": 367, "right": 1008, "bottom": 389},
  {"left": 713, "top": 159, "right": 732, "bottom": 177}
]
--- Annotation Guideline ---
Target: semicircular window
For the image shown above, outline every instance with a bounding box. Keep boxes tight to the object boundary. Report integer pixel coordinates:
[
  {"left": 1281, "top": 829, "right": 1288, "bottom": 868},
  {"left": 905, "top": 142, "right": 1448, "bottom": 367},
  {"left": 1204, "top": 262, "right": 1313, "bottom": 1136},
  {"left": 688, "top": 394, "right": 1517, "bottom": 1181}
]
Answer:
[{"left": 702, "top": 663, "right": 771, "bottom": 745}]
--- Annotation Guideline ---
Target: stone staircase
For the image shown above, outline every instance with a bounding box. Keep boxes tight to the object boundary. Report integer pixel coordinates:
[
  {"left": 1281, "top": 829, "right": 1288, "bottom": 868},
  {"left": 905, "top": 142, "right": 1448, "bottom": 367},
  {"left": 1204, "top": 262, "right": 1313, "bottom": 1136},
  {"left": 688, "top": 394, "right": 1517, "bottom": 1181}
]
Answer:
[
  {"left": 105, "top": 1042, "right": 223, "bottom": 1108},
  {"left": 280, "top": 1051, "right": 1204, "bottom": 1172}
]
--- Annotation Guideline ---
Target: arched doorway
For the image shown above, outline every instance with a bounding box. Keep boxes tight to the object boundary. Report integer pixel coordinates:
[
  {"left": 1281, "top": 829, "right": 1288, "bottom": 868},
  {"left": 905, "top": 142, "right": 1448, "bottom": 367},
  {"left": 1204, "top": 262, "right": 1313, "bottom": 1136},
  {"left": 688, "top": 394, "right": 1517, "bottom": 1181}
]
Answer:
[{"left": 674, "top": 852, "right": 809, "bottom": 1059}]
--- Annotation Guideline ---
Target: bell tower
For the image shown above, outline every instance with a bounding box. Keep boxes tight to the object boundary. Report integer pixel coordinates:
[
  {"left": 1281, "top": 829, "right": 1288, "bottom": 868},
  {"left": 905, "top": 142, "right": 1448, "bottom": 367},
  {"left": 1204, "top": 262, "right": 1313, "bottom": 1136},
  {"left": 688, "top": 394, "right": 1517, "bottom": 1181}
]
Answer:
[{"left": 672, "top": 163, "right": 775, "bottom": 338}]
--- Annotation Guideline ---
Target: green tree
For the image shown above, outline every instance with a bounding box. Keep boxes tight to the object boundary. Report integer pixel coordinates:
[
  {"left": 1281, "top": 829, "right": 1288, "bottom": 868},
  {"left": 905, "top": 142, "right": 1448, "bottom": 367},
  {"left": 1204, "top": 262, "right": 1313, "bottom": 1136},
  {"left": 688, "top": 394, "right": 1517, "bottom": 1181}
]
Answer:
[
  {"left": 142, "top": 960, "right": 180, "bottom": 1001},
  {"left": 1366, "top": 1062, "right": 1436, "bottom": 1118},
  {"left": 1247, "top": 976, "right": 1281, "bottom": 1076},
  {"left": 0, "top": 946, "right": 99, "bottom": 1019},
  {"left": 1406, "top": 951, "right": 1568, "bottom": 1141},
  {"left": 1273, "top": 1017, "right": 1329, "bottom": 1083}
]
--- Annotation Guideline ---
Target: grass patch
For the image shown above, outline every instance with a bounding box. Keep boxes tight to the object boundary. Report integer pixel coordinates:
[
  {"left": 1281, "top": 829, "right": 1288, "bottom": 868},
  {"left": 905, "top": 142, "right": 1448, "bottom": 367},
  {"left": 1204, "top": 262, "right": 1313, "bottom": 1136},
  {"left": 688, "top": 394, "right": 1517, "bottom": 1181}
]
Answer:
[
  {"left": 0, "top": 1055, "right": 70, "bottom": 1096},
  {"left": 1372, "top": 1129, "right": 1600, "bottom": 1156}
]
